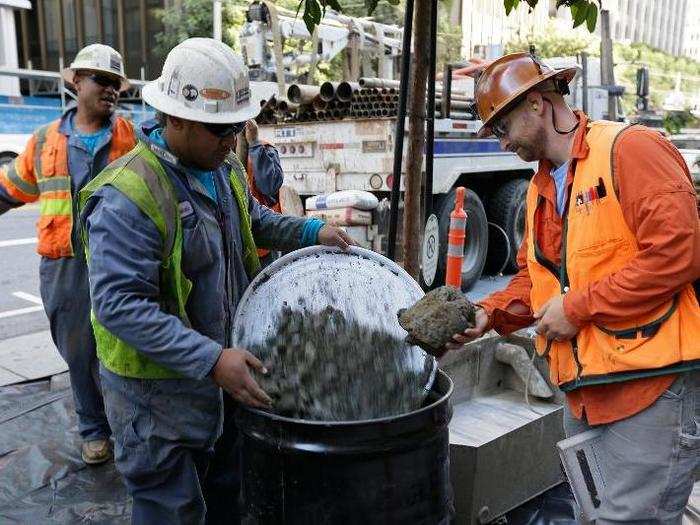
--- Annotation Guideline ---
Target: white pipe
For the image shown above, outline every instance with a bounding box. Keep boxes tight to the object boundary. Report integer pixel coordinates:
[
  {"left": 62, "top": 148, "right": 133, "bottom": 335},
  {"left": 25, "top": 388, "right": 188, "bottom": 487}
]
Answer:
[{"left": 213, "top": 0, "right": 222, "bottom": 41}]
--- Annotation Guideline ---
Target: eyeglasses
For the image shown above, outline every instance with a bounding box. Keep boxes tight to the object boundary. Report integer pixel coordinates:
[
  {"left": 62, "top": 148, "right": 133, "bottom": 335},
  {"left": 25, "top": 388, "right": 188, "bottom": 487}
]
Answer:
[
  {"left": 87, "top": 73, "right": 122, "bottom": 91},
  {"left": 491, "top": 117, "right": 509, "bottom": 139},
  {"left": 202, "top": 121, "right": 246, "bottom": 138}
]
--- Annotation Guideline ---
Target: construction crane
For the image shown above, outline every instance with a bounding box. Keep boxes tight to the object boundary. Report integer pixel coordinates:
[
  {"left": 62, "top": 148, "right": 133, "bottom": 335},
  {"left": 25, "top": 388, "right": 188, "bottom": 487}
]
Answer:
[{"left": 240, "top": 1, "right": 403, "bottom": 96}]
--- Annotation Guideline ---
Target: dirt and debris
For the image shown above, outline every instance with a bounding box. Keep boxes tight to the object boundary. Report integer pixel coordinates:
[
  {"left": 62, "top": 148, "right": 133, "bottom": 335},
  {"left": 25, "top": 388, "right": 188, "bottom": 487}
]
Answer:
[
  {"left": 398, "top": 286, "right": 477, "bottom": 358},
  {"left": 249, "top": 305, "right": 433, "bottom": 421}
]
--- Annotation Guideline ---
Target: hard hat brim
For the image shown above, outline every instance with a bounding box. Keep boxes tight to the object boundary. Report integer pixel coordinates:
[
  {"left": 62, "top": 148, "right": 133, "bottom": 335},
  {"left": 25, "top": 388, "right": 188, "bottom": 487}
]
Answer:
[
  {"left": 476, "top": 66, "right": 579, "bottom": 138},
  {"left": 142, "top": 78, "right": 277, "bottom": 124},
  {"left": 61, "top": 67, "right": 131, "bottom": 92}
]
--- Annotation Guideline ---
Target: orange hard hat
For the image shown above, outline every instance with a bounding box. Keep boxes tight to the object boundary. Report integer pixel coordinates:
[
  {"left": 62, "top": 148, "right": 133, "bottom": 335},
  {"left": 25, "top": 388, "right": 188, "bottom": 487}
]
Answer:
[{"left": 474, "top": 52, "right": 579, "bottom": 138}]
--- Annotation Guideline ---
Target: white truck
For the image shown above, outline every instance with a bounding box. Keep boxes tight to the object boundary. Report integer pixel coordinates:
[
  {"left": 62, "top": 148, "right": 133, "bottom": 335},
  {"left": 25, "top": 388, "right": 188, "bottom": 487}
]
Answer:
[
  {"left": 257, "top": 57, "right": 628, "bottom": 289},
  {"left": 259, "top": 114, "right": 534, "bottom": 289}
]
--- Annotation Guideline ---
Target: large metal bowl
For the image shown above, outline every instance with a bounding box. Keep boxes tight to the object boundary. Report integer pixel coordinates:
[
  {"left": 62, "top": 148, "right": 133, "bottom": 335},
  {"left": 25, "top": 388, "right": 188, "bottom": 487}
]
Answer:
[{"left": 232, "top": 246, "right": 437, "bottom": 420}]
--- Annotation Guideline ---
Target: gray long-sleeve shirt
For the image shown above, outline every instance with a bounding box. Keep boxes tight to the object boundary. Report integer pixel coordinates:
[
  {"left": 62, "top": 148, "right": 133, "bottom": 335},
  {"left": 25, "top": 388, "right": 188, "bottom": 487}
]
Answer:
[
  {"left": 81, "top": 124, "right": 319, "bottom": 380},
  {"left": 248, "top": 140, "right": 283, "bottom": 203}
]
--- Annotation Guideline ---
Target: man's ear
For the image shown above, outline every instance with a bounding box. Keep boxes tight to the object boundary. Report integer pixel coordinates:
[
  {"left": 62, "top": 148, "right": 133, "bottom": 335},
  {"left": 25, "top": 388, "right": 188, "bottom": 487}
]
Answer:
[{"left": 525, "top": 91, "right": 543, "bottom": 114}]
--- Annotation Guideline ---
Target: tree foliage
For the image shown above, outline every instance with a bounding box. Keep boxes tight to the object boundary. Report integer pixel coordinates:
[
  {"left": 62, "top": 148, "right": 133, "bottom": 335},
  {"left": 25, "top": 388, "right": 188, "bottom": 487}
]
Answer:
[
  {"left": 298, "top": 0, "right": 603, "bottom": 36},
  {"left": 506, "top": 26, "right": 700, "bottom": 115},
  {"left": 155, "top": 0, "right": 235, "bottom": 58},
  {"left": 663, "top": 111, "right": 698, "bottom": 135},
  {"left": 155, "top": 0, "right": 603, "bottom": 64},
  {"left": 505, "top": 21, "right": 596, "bottom": 57},
  {"left": 615, "top": 42, "right": 700, "bottom": 113}
]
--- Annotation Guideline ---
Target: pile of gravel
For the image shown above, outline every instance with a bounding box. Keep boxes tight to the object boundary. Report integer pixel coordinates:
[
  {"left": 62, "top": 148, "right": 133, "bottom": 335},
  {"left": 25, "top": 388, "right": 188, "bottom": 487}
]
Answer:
[{"left": 249, "top": 305, "right": 433, "bottom": 421}]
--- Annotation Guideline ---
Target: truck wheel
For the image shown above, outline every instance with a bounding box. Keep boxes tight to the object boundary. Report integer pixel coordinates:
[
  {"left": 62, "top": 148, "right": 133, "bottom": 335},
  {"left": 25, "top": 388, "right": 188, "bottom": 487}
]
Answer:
[
  {"left": 487, "top": 179, "right": 529, "bottom": 273},
  {"left": 0, "top": 153, "right": 16, "bottom": 167},
  {"left": 433, "top": 188, "right": 488, "bottom": 291}
]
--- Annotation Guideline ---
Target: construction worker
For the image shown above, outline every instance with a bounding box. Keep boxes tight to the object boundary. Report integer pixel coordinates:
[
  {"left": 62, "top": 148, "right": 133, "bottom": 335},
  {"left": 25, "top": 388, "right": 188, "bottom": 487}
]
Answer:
[
  {"left": 448, "top": 52, "right": 700, "bottom": 522},
  {"left": 78, "top": 38, "right": 355, "bottom": 524},
  {"left": 244, "top": 119, "right": 284, "bottom": 266},
  {"left": 0, "top": 44, "right": 135, "bottom": 465}
]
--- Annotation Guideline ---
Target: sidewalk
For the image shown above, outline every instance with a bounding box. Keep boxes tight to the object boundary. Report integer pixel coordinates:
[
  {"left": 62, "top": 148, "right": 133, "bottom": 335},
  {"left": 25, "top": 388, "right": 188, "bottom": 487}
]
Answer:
[{"left": 0, "top": 330, "right": 67, "bottom": 386}]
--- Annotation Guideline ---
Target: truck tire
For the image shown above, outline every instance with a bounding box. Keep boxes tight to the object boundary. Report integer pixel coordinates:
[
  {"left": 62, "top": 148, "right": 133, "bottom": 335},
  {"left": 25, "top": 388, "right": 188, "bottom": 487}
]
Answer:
[
  {"left": 433, "top": 188, "right": 488, "bottom": 291},
  {"left": 0, "top": 153, "right": 16, "bottom": 167},
  {"left": 487, "top": 179, "right": 529, "bottom": 274}
]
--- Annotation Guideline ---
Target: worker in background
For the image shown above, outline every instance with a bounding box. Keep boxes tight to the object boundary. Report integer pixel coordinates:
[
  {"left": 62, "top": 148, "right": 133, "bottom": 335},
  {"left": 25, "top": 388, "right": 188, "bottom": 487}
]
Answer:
[
  {"left": 0, "top": 44, "right": 136, "bottom": 465},
  {"left": 79, "top": 38, "right": 355, "bottom": 524},
  {"left": 448, "top": 52, "right": 700, "bottom": 522},
  {"left": 243, "top": 119, "right": 284, "bottom": 266}
]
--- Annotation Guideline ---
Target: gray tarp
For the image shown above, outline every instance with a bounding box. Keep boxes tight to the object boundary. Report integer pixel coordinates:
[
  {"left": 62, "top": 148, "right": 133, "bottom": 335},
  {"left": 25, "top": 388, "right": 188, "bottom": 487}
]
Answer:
[{"left": 0, "top": 373, "right": 129, "bottom": 523}]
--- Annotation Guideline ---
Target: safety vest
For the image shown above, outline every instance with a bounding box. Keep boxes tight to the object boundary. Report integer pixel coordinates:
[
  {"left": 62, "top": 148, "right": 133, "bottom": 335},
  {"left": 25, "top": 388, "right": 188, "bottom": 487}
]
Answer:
[
  {"left": 78, "top": 142, "right": 260, "bottom": 379},
  {"left": 246, "top": 146, "right": 282, "bottom": 258},
  {"left": 526, "top": 120, "right": 700, "bottom": 391},
  {"left": 0, "top": 117, "right": 135, "bottom": 258}
]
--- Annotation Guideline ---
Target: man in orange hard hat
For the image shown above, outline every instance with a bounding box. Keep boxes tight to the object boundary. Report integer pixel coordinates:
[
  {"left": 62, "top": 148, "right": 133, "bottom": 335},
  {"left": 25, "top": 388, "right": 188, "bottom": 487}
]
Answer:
[{"left": 448, "top": 52, "right": 700, "bottom": 522}]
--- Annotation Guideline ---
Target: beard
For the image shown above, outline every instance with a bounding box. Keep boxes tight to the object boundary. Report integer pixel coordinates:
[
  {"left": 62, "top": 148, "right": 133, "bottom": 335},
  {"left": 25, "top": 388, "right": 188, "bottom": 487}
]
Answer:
[
  {"left": 511, "top": 125, "right": 546, "bottom": 162},
  {"left": 514, "top": 144, "right": 538, "bottom": 162}
]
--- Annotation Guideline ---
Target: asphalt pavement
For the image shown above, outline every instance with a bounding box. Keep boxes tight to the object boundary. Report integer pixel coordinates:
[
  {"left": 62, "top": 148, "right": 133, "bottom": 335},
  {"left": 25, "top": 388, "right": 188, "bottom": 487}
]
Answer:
[
  {"left": 0, "top": 204, "right": 65, "bottom": 385},
  {"left": 0, "top": 204, "right": 45, "bottom": 337}
]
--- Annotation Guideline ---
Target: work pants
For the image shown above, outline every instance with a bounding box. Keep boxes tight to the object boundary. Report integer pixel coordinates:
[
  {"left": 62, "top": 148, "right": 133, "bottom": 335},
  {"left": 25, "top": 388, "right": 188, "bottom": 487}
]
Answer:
[
  {"left": 564, "top": 371, "right": 700, "bottom": 524},
  {"left": 40, "top": 254, "right": 110, "bottom": 441},
  {"left": 100, "top": 366, "right": 224, "bottom": 525}
]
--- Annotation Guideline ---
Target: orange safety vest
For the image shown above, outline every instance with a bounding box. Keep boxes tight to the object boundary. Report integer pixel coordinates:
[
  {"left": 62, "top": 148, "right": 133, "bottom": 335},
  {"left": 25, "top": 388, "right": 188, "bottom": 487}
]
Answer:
[
  {"left": 526, "top": 120, "right": 700, "bottom": 391},
  {"left": 0, "top": 117, "right": 136, "bottom": 258},
  {"left": 246, "top": 145, "right": 282, "bottom": 258}
]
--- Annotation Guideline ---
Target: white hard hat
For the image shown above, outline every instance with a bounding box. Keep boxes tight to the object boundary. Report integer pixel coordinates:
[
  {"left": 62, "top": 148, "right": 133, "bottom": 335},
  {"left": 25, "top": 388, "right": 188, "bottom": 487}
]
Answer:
[
  {"left": 62, "top": 44, "right": 130, "bottom": 92},
  {"left": 142, "top": 37, "right": 274, "bottom": 124}
]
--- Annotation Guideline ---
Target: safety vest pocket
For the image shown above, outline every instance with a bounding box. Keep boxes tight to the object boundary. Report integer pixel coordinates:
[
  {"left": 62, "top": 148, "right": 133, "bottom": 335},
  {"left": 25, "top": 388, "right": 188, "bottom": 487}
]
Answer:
[
  {"left": 36, "top": 215, "right": 72, "bottom": 258},
  {"left": 39, "top": 146, "right": 58, "bottom": 177}
]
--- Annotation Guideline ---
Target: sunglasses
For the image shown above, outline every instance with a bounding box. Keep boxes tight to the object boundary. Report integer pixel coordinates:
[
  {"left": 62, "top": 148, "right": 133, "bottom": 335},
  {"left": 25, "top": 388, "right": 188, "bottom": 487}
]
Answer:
[
  {"left": 491, "top": 117, "right": 509, "bottom": 139},
  {"left": 87, "top": 73, "right": 122, "bottom": 91},
  {"left": 202, "top": 121, "right": 246, "bottom": 138}
]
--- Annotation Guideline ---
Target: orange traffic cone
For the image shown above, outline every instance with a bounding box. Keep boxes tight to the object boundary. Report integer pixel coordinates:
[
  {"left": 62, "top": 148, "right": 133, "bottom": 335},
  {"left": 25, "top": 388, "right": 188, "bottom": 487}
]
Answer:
[{"left": 446, "top": 187, "right": 467, "bottom": 289}]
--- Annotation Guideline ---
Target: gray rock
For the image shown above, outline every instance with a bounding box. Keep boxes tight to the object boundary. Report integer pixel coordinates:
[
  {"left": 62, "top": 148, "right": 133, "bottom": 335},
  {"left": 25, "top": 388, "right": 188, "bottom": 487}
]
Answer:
[{"left": 398, "top": 286, "right": 476, "bottom": 357}]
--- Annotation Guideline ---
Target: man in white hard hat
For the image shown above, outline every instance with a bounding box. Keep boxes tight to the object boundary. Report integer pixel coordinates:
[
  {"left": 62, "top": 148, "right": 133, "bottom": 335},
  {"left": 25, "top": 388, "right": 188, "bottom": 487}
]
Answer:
[
  {"left": 0, "top": 43, "right": 136, "bottom": 465},
  {"left": 79, "top": 38, "right": 355, "bottom": 523}
]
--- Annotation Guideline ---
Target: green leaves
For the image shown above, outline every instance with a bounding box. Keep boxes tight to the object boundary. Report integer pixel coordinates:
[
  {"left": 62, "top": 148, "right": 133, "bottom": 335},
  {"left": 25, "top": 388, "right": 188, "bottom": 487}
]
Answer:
[
  {"left": 585, "top": 3, "right": 598, "bottom": 32},
  {"left": 300, "top": 0, "right": 399, "bottom": 33},
  {"left": 569, "top": 0, "right": 598, "bottom": 32},
  {"left": 299, "top": 0, "right": 601, "bottom": 37},
  {"left": 504, "top": 0, "right": 598, "bottom": 31},
  {"left": 504, "top": 0, "right": 521, "bottom": 16},
  {"left": 303, "top": 0, "right": 323, "bottom": 34}
]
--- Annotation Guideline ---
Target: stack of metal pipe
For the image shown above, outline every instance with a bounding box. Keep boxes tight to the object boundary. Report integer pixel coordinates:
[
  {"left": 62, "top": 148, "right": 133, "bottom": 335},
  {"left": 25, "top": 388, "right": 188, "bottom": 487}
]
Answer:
[{"left": 255, "top": 77, "right": 476, "bottom": 124}]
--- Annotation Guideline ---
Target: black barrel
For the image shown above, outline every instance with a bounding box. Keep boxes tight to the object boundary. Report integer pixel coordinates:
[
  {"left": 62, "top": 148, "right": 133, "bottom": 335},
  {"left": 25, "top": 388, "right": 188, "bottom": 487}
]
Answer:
[{"left": 237, "top": 370, "right": 454, "bottom": 525}]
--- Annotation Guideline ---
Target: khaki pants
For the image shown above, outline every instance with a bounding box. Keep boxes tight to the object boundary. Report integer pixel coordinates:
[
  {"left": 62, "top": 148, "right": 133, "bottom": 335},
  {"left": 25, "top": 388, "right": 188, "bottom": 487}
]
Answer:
[{"left": 564, "top": 372, "right": 700, "bottom": 524}]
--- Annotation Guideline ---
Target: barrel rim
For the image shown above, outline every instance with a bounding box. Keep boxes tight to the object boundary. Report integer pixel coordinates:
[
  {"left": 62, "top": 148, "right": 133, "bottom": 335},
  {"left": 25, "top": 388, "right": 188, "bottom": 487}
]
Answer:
[{"left": 239, "top": 369, "right": 453, "bottom": 427}]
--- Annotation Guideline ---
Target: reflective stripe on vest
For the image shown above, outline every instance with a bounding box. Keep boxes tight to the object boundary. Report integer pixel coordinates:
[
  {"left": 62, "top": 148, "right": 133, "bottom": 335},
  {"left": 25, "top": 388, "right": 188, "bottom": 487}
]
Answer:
[
  {"left": 230, "top": 154, "right": 262, "bottom": 273},
  {"left": 526, "top": 121, "right": 700, "bottom": 391},
  {"left": 0, "top": 158, "right": 39, "bottom": 200},
  {"left": 28, "top": 118, "right": 136, "bottom": 259},
  {"left": 78, "top": 143, "right": 259, "bottom": 379}
]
